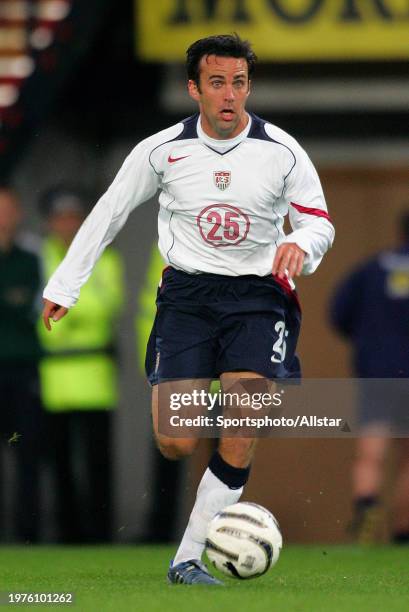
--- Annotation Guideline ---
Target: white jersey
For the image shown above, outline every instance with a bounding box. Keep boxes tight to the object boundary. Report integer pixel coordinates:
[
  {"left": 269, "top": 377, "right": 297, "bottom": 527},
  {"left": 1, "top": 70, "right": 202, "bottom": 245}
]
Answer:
[{"left": 44, "top": 113, "right": 334, "bottom": 308}]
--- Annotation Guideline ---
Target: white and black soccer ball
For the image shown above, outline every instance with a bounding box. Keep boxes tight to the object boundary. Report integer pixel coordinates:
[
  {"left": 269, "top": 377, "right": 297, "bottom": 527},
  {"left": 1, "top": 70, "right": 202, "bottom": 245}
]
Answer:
[{"left": 205, "top": 502, "right": 282, "bottom": 579}]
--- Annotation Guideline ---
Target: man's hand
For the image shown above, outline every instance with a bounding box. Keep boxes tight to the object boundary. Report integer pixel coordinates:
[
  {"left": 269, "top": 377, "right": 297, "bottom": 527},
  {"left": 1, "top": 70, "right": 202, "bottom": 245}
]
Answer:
[
  {"left": 272, "top": 242, "right": 306, "bottom": 280},
  {"left": 42, "top": 299, "right": 69, "bottom": 331}
]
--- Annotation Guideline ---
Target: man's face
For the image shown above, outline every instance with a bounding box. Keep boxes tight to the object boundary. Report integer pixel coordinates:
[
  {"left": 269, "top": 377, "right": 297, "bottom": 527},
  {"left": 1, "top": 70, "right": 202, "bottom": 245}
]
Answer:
[
  {"left": 49, "top": 211, "right": 84, "bottom": 246},
  {"left": 0, "top": 190, "right": 21, "bottom": 237},
  {"left": 188, "top": 55, "right": 250, "bottom": 139}
]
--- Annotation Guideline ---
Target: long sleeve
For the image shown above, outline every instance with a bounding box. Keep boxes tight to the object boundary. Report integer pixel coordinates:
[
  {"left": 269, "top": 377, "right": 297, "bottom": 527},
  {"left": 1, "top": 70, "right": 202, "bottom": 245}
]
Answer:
[
  {"left": 330, "top": 266, "right": 366, "bottom": 338},
  {"left": 281, "top": 146, "right": 335, "bottom": 274},
  {"left": 43, "top": 140, "right": 160, "bottom": 308}
]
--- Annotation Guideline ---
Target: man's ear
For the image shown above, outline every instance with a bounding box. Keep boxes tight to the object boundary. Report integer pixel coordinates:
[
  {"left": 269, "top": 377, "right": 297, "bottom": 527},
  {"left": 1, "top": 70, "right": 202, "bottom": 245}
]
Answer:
[
  {"left": 188, "top": 79, "right": 200, "bottom": 102},
  {"left": 247, "top": 79, "right": 251, "bottom": 97}
]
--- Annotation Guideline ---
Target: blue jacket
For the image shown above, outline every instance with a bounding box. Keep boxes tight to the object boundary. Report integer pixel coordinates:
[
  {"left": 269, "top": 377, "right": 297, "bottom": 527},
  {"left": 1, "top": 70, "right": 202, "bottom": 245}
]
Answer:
[{"left": 330, "top": 246, "right": 409, "bottom": 377}]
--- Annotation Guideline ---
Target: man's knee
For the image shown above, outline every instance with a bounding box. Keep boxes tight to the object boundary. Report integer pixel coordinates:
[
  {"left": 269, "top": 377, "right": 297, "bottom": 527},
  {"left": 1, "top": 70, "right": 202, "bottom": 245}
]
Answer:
[{"left": 156, "top": 436, "right": 198, "bottom": 460}]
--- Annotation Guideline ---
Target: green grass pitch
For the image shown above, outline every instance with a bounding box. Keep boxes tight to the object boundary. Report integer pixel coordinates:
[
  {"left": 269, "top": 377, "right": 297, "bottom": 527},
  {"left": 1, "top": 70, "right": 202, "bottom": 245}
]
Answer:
[{"left": 1, "top": 545, "right": 408, "bottom": 611}]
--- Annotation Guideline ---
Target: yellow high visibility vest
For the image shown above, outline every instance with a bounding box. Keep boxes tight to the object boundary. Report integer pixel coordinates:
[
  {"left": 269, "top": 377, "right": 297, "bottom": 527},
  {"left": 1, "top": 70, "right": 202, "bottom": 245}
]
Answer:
[
  {"left": 39, "top": 237, "right": 124, "bottom": 411},
  {"left": 134, "top": 244, "right": 165, "bottom": 373}
]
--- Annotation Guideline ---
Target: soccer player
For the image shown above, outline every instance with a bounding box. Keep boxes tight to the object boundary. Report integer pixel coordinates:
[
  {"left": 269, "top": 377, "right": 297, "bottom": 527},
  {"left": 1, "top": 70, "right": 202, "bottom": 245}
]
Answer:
[{"left": 42, "top": 34, "right": 334, "bottom": 584}]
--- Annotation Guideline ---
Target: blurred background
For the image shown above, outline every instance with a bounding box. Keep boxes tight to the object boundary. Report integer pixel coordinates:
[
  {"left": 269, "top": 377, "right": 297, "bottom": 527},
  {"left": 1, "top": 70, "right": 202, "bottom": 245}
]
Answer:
[{"left": 1, "top": 0, "right": 408, "bottom": 545}]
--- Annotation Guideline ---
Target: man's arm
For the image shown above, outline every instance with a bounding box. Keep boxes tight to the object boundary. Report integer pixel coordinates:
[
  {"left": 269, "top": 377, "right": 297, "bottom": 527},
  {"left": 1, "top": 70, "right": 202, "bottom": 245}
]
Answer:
[
  {"left": 42, "top": 139, "right": 160, "bottom": 328},
  {"left": 280, "top": 145, "right": 334, "bottom": 275},
  {"left": 330, "top": 266, "right": 366, "bottom": 337}
]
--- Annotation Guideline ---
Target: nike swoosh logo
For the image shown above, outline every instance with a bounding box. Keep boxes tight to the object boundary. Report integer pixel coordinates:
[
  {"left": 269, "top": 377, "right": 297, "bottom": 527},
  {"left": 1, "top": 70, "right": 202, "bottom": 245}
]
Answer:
[{"left": 168, "top": 155, "right": 190, "bottom": 163}]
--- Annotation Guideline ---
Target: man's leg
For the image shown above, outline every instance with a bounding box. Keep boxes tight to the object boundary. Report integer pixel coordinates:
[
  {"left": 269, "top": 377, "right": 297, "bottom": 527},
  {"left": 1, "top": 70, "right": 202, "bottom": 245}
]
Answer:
[
  {"left": 172, "top": 439, "right": 255, "bottom": 566},
  {"left": 11, "top": 366, "right": 44, "bottom": 543},
  {"left": 83, "top": 411, "right": 112, "bottom": 542},
  {"left": 391, "top": 439, "right": 409, "bottom": 542},
  {"left": 153, "top": 379, "right": 225, "bottom": 584},
  {"left": 169, "top": 372, "right": 260, "bottom": 574},
  {"left": 349, "top": 434, "right": 389, "bottom": 543},
  {"left": 152, "top": 382, "right": 202, "bottom": 461},
  {"left": 47, "top": 412, "right": 83, "bottom": 543}
]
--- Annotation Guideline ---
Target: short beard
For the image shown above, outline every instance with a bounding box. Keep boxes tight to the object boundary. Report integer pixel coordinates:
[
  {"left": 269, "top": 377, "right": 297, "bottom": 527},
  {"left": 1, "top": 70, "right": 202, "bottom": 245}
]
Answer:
[{"left": 211, "top": 115, "right": 240, "bottom": 139}]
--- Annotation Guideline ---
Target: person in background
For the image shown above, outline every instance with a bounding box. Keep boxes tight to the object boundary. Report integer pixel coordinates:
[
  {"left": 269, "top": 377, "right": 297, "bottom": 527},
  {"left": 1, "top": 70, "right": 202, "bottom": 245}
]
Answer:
[
  {"left": 0, "top": 187, "right": 43, "bottom": 542},
  {"left": 38, "top": 186, "right": 125, "bottom": 543},
  {"left": 330, "top": 211, "right": 409, "bottom": 544}
]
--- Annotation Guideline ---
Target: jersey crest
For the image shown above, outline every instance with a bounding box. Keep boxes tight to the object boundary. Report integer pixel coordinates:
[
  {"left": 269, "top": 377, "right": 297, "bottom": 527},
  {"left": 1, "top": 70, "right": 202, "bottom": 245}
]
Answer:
[{"left": 213, "top": 171, "right": 231, "bottom": 191}]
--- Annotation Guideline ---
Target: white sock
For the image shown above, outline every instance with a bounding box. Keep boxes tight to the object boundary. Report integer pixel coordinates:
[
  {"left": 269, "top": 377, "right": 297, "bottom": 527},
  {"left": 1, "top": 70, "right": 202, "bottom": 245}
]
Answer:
[{"left": 173, "top": 468, "right": 243, "bottom": 565}]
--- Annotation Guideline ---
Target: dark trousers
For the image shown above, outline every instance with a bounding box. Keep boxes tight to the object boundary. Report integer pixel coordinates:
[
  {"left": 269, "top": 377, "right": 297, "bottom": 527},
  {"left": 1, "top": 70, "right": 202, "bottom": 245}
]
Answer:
[
  {"left": 145, "top": 445, "right": 183, "bottom": 542},
  {"left": 0, "top": 364, "right": 44, "bottom": 542},
  {"left": 45, "top": 410, "right": 112, "bottom": 543}
]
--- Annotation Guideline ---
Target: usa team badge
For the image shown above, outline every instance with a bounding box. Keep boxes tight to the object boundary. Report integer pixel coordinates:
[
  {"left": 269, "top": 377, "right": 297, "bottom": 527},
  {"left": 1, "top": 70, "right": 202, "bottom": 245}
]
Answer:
[{"left": 214, "top": 171, "right": 231, "bottom": 191}]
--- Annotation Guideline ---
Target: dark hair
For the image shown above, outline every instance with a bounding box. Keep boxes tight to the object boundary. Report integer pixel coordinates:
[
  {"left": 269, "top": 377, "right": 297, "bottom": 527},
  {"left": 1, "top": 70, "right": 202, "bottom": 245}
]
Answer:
[
  {"left": 186, "top": 33, "right": 257, "bottom": 85},
  {"left": 39, "top": 184, "right": 90, "bottom": 217}
]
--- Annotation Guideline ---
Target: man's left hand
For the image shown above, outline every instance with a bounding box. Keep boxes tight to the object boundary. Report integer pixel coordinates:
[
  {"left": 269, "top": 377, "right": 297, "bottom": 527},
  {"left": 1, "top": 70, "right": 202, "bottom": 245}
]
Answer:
[{"left": 272, "top": 243, "right": 306, "bottom": 280}]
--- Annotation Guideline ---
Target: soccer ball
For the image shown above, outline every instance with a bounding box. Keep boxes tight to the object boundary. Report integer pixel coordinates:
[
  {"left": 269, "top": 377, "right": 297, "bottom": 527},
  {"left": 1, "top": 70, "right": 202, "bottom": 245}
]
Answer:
[{"left": 205, "top": 502, "right": 282, "bottom": 579}]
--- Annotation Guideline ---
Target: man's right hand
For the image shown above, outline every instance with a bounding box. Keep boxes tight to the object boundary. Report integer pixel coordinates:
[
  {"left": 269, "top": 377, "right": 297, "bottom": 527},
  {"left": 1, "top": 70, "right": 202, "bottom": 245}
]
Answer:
[{"left": 42, "top": 299, "right": 69, "bottom": 331}]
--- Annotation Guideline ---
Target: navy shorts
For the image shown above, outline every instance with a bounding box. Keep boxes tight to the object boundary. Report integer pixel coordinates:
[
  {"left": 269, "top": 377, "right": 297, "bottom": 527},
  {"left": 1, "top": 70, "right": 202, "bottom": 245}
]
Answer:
[
  {"left": 357, "top": 379, "right": 408, "bottom": 430},
  {"left": 145, "top": 267, "right": 302, "bottom": 385}
]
